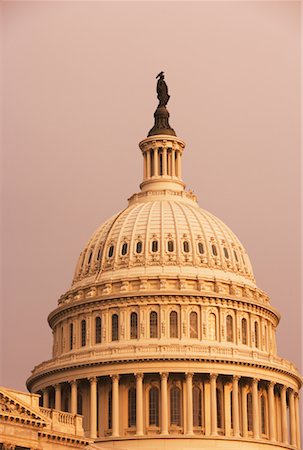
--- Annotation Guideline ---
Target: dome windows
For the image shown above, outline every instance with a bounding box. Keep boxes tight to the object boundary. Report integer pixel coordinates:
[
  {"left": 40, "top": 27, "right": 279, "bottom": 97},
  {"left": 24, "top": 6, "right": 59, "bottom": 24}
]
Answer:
[
  {"left": 198, "top": 242, "right": 204, "bottom": 255},
  {"left": 183, "top": 241, "right": 190, "bottom": 253},
  {"left": 112, "top": 314, "right": 119, "bottom": 341},
  {"left": 136, "top": 241, "right": 143, "bottom": 254},
  {"left": 233, "top": 250, "right": 239, "bottom": 262},
  {"left": 170, "top": 311, "right": 179, "bottom": 338},
  {"left": 88, "top": 251, "right": 93, "bottom": 265},
  {"left": 151, "top": 240, "right": 159, "bottom": 253},
  {"left": 212, "top": 244, "right": 218, "bottom": 257},
  {"left": 121, "top": 242, "right": 128, "bottom": 256},
  {"left": 223, "top": 247, "right": 229, "bottom": 259},
  {"left": 150, "top": 311, "right": 158, "bottom": 338},
  {"left": 81, "top": 320, "right": 86, "bottom": 347},
  {"left": 108, "top": 245, "right": 114, "bottom": 258},
  {"left": 149, "top": 387, "right": 159, "bottom": 426},
  {"left": 167, "top": 240, "right": 174, "bottom": 252},
  {"left": 95, "top": 317, "right": 102, "bottom": 344},
  {"left": 130, "top": 312, "right": 138, "bottom": 339}
]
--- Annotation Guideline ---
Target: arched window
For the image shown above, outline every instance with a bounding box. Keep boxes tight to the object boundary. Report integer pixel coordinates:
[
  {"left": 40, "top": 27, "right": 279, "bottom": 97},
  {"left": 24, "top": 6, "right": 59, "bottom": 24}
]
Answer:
[
  {"left": 128, "top": 388, "right": 136, "bottom": 427},
  {"left": 255, "top": 321, "right": 259, "bottom": 348},
  {"left": 121, "top": 242, "right": 128, "bottom": 256},
  {"left": 136, "top": 241, "right": 143, "bottom": 254},
  {"left": 247, "top": 392, "right": 253, "bottom": 431},
  {"left": 149, "top": 387, "right": 159, "bottom": 426},
  {"left": 242, "top": 318, "right": 247, "bottom": 345},
  {"left": 81, "top": 320, "right": 86, "bottom": 347},
  {"left": 226, "top": 315, "right": 233, "bottom": 342},
  {"left": 223, "top": 247, "right": 229, "bottom": 259},
  {"left": 170, "top": 311, "right": 178, "bottom": 338},
  {"left": 167, "top": 240, "right": 174, "bottom": 252},
  {"left": 108, "top": 390, "right": 112, "bottom": 429},
  {"left": 216, "top": 388, "right": 223, "bottom": 428},
  {"left": 183, "top": 241, "right": 190, "bottom": 253},
  {"left": 112, "top": 314, "right": 119, "bottom": 341},
  {"left": 151, "top": 240, "right": 158, "bottom": 253},
  {"left": 130, "top": 312, "right": 138, "bottom": 339},
  {"left": 108, "top": 245, "right": 114, "bottom": 258},
  {"left": 208, "top": 313, "right": 217, "bottom": 340},
  {"left": 198, "top": 242, "right": 204, "bottom": 254},
  {"left": 95, "top": 316, "right": 102, "bottom": 344},
  {"left": 212, "top": 244, "right": 218, "bottom": 256},
  {"left": 69, "top": 323, "right": 73, "bottom": 350},
  {"left": 88, "top": 251, "right": 93, "bottom": 264},
  {"left": 96, "top": 247, "right": 102, "bottom": 261},
  {"left": 170, "top": 386, "right": 181, "bottom": 426},
  {"left": 150, "top": 311, "right": 158, "bottom": 338},
  {"left": 190, "top": 311, "right": 198, "bottom": 338},
  {"left": 193, "top": 386, "right": 202, "bottom": 426},
  {"left": 261, "top": 395, "right": 267, "bottom": 434}
]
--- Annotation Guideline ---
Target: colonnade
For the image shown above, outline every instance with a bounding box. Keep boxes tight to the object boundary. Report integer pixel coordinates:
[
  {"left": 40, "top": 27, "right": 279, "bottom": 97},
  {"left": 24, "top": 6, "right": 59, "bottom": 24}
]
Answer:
[
  {"left": 40, "top": 373, "right": 301, "bottom": 448},
  {"left": 143, "top": 146, "right": 182, "bottom": 181}
]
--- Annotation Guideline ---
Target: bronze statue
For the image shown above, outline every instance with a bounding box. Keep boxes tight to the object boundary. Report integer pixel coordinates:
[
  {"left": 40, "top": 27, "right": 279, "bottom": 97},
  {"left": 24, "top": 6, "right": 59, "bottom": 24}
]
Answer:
[{"left": 156, "top": 71, "right": 170, "bottom": 107}]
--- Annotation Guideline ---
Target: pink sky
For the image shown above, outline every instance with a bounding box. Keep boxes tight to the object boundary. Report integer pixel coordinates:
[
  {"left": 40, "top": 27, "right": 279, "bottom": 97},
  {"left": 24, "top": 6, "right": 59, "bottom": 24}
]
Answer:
[{"left": 1, "top": 1, "right": 301, "bottom": 390}]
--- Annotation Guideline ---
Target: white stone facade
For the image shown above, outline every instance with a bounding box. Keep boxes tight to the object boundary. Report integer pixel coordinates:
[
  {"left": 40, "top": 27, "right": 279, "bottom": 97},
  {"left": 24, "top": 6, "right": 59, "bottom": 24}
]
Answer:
[{"left": 23, "top": 128, "right": 302, "bottom": 450}]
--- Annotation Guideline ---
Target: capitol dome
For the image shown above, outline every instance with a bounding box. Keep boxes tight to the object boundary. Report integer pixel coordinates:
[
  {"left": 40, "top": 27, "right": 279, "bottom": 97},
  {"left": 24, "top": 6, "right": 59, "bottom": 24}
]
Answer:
[{"left": 27, "top": 75, "right": 301, "bottom": 450}]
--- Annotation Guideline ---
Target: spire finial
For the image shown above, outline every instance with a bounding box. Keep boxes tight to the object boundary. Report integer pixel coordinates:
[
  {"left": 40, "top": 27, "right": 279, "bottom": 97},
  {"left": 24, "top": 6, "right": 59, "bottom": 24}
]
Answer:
[{"left": 148, "top": 72, "right": 176, "bottom": 137}]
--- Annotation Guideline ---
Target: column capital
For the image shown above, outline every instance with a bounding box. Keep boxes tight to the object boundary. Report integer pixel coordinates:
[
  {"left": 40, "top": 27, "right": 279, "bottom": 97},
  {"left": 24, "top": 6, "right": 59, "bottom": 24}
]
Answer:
[
  {"left": 281, "top": 384, "right": 287, "bottom": 393},
  {"left": 70, "top": 379, "right": 78, "bottom": 386},
  {"left": 186, "top": 372, "right": 194, "bottom": 380},
  {"left": 268, "top": 381, "right": 275, "bottom": 389},
  {"left": 54, "top": 383, "right": 61, "bottom": 390},
  {"left": 135, "top": 373, "right": 144, "bottom": 381},
  {"left": 160, "top": 372, "right": 169, "bottom": 380},
  {"left": 42, "top": 387, "right": 49, "bottom": 394},
  {"left": 111, "top": 374, "right": 120, "bottom": 382},
  {"left": 233, "top": 375, "right": 240, "bottom": 382},
  {"left": 252, "top": 378, "right": 259, "bottom": 386},
  {"left": 210, "top": 373, "right": 217, "bottom": 381}
]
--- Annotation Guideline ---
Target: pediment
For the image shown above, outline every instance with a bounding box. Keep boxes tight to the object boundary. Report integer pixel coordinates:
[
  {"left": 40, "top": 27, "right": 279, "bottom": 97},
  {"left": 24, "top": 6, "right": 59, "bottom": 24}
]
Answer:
[{"left": 0, "top": 387, "right": 48, "bottom": 427}]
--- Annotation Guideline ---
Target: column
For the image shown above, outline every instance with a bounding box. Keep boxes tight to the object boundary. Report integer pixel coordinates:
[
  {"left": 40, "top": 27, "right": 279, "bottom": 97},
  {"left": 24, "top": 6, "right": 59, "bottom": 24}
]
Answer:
[
  {"left": 146, "top": 150, "right": 151, "bottom": 178},
  {"left": 210, "top": 373, "right": 217, "bottom": 436},
  {"left": 163, "top": 147, "right": 167, "bottom": 176},
  {"left": 280, "top": 385, "right": 288, "bottom": 444},
  {"left": 136, "top": 373, "right": 144, "bottom": 436},
  {"left": 143, "top": 153, "right": 147, "bottom": 180},
  {"left": 176, "top": 150, "right": 181, "bottom": 178},
  {"left": 252, "top": 378, "right": 259, "bottom": 439},
  {"left": 171, "top": 149, "right": 175, "bottom": 177},
  {"left": 160, "top": 372, "right": 168, "bottom": 435},
  {"left": 153, "top": 147, "right": 158, "bottom": 177},
  {"left": 241, "top": 386, "right": 248, "bottom": 438},
  {"left": 70, "top": 380, "right": 78, "bottom": 414},
  {"left": 55, "top": 383, "right": 61, "bottom": 410},
  {"left": 186, "top": 373, "right": 193, "bottom": 435},
  {"left": 295, "top": 393, "right": 301, "bottom": 449},
  {"left": 90, "top": 377, "right": 97, "bottom": 439},
  {"left": 224, "top": 382, "right": 231, "bottom": 437},
  {"left": 232, "top": 375, "right": 240, "bottom": 437},
  {"left": 112, "top": 375, "right": 120, "bottom": 437},
  {"left": 268, "top": 381, "right": 276, "bottom": 441},
  {"left": 42, "top": 388, "right": 49, "bottom": 408},
  {"left": 289, "top": 389, "right": 296, "bottom": 446}
]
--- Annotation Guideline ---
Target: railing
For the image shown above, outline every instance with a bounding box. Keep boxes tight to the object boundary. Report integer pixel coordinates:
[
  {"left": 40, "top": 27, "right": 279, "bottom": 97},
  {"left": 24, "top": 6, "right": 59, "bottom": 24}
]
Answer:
[
  {"left": 31, "top": 342, "right": 300, "bottom": 380},
  {"left": 39, "top": 407, "right": 84, "bottom": 436}
]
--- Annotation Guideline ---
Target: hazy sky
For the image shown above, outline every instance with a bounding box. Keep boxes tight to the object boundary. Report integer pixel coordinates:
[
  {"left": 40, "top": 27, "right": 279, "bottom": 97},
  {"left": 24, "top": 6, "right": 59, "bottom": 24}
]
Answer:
[{"left": 1, "top": 1, "right": 301, "bottom": 390}]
